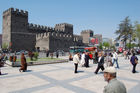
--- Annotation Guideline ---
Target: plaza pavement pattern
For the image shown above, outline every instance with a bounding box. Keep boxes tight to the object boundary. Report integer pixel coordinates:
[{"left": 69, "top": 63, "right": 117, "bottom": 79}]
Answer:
[{"left": 0, "top": 56, "right": 140, "bottom": 93}]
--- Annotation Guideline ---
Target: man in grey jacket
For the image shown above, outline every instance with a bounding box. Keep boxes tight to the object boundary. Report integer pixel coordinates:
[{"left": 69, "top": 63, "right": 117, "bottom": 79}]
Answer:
[{"left": 103, "top": 67, "right": 126, "bottom": 93}]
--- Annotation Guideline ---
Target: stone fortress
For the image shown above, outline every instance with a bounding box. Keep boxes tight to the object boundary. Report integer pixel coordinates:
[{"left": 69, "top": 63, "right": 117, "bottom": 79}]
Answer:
[{"left": 2, "top": 8, "right": 84, "bottom": 52}]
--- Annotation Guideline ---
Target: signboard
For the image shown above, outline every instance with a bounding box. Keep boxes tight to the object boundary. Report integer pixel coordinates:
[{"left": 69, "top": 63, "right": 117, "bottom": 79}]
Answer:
[{"left": 89, "top": 38, "right": 98, "bottom": 45}]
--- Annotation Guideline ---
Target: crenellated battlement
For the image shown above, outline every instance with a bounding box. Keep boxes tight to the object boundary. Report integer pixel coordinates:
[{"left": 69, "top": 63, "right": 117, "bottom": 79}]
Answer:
[
  {"left": 28, "top": 23, "right": 54, "bottom": 31},
  {"left": 55, "top": 23, "right": 73, "bottom": 27},
  {"left": 36, "top": 31, "right": 73, "bottom": 41},
  {"left": 55, "top": 23, "right": 73, "bottom": 34},
  {"left": 3, "top": 7, "right": 28, "bottom": 16},
  {"left": 81, "top": 29, "right": 93, "bottom": 33},
  {"left": 36, "top": 32, "right": 50, "bottom": 40}
]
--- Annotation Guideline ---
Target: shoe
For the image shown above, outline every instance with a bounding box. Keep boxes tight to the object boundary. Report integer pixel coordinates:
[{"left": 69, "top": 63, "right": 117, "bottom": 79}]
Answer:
[
  {"left": 94, "top": 72, "right": 97, "bottom": 74},
  {"left": 74, "top": 71, "right": 78, "bottom": 73},
  {"left": 23, "top": 70, "right": 26, "bottom": 72},
  {"left": 19, "top": 69, "right": 21, "bottom": 72}
]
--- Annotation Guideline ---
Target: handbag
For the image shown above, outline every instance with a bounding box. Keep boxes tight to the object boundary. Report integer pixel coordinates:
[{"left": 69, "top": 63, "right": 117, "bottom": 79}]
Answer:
[{"left": 135, "top": 58, "right": 138, "bottom": 64}]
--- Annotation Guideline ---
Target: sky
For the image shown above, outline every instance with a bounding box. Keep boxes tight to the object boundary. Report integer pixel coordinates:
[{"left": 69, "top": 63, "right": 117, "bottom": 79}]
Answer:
[{"left": 0, "top": 0, "right": 140, "bottom": 39}]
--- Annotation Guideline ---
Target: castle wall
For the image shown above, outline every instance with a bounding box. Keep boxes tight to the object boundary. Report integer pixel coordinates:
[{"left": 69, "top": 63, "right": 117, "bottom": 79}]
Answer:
[
  {"left": 55, "top": 23, "right": 73, "bottom": 34},
  {"left": 49, "top": 33, "right": 73, "bottom": 52},
  {"left": 36, "top": 32, "right": 50, "bottom": 50},
  {"left": 81, "top": 30, "right": 94, "bottom": 45},
  {"left": 2, "top": 8, "right": 12, "bottom": 46},
  {"left": 36, "top": 31, "right": 73, "bottom": 52},
  {"left": 2, "top": 8, "right": 36, "bottom": 51},
  {"left": 2, "top": 8, "right": 81, "bottom": 52},
  {"left": 11, "top": 33, "right": 36, "bottom": 51},
  {"left": 73, "top": 35, "right": 84, "bottom": 46}
]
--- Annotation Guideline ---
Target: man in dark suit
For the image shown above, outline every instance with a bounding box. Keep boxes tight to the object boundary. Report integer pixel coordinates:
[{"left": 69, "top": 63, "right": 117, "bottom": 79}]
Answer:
[
  {"left": 94, "top": 51, "right": 105, "bottom": 74},
  {"left": 84, "top": 52, "right": 90, "bottom": 67}
]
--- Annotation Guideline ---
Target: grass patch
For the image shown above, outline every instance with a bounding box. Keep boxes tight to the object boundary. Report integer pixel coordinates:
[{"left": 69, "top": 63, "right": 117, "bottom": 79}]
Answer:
[{"left": 16, "top": 57, "right": 63, "bottom": 62}]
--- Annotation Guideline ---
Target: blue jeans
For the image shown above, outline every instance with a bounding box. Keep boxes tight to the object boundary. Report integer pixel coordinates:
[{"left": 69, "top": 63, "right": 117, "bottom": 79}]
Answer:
[{"left": 113, "top": 58, "right": 119, "bottom": 68}]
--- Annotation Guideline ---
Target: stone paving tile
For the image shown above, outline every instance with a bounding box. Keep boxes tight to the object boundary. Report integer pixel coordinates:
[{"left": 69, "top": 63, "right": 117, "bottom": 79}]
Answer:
[
  {"left": 27, "top": 65, "right": 57, "bottom": 72},
  {"left": 32, "top": 86, "right": 75, "bottom": 93},
  {"left": 42, "top": 69, "right": 86, "bottom": 81},
  {"left": 70, "top": 75, "right": 106, "bottom": 93},
  {"left": 0, "top": 56, "right": 140, "bottom": 93},
  {"left": 0, "top": 75, "right": 49, "bottom": 93}
]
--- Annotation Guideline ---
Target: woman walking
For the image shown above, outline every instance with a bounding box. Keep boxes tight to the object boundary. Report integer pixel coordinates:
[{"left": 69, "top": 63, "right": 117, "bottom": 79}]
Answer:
[
  {"left": 130, "top": 53, "right": 138, "bottom": 73},
  {"left": 19, "top": 53, "right": 27, "bottom": 72}
]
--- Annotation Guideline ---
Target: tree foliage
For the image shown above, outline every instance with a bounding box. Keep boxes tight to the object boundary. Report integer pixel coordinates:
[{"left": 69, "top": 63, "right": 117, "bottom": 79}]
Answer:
[
  {"left": 99, "top": 43, "right": 103, "bottom": 50},
  {"left": 135, "top": 22, "right": 140, "bottom": 46},
  {"left": 103, "top": 42, "right": 110, "bottom": 49},
  {"left": 115, "top": 16, "right": 135, "bottom": 49},
  {"left": 2, "top": 43, "right": 8, "bottom": 49},
  {"left": 126, "top": 43, "right": 137, "bottom": 48}
]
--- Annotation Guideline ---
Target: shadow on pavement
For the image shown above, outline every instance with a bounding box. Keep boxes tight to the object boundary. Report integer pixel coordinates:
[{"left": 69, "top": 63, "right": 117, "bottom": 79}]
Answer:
[
  {"left": 0, "top": 73, "right": 8, "bottom": 75},
  {"left": 77, "top": 71, "right": 84, "bottom": 73},
  {"left": 25, "top": 70, "right": 32, "bottom": 72}
]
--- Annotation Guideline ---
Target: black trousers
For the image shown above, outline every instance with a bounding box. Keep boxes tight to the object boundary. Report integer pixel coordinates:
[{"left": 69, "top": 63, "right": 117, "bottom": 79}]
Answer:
[
  {"left": 84, "top": 60, "right": 89, "bottom": 67},
  {"left": 95, "top": 65, "right": 104, "bottom": 74},
  {"left": 132, "top": 64, "right": 137, "bottom": 73},
  {"left": 74, "top": 63, "right": 78, "bottom": 73}
]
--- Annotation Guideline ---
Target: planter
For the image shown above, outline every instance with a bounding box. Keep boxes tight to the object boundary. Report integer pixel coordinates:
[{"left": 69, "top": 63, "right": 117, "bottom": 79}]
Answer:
[{"left": 5, "top": 59, "right": 69, "bottom": 67}]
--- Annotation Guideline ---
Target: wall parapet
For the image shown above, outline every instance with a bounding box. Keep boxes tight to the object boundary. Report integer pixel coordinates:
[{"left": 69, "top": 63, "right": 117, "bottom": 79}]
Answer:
[
  {"left": 3, "top": 8, "right": 28, "bottom": 16},
  {"left": 28, "top": 23, "right": 54, "bottom": 31}
]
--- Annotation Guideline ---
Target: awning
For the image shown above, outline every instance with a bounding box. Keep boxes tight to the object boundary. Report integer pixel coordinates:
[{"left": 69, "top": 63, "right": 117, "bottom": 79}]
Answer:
[{"left": 84, "top": 47, "right": 97, "bottom": 51}]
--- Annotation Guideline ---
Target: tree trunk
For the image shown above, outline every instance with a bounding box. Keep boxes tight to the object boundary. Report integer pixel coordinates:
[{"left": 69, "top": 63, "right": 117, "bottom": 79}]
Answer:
[
  {"left": 139, "top": 39, "right": 140, "bottom": 48},
  {"left": 129, "top": 35, "right": 132, "bottom": 50},
  {"left": 124, "top": 40, "right": 126, "bottom": 50}
]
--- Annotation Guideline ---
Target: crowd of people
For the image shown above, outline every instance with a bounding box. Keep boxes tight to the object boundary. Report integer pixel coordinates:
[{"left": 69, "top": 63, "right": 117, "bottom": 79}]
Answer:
[
  {"left": 72, "top": 49, "right": 139, "bottom": 74},
  {"left": 72, "top": 49, "right": 139, "bottom": 93},
  {"left": 0, "top": 49, "right": 65, "bottom": 74},
  {"left": 0, "top": 49, "right": 139, "bottom": 93}
]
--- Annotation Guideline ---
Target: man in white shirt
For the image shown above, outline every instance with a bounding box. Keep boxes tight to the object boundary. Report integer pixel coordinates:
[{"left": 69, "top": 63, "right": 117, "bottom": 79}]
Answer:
[
  {"left": 73, "top": 52, "right": 80, "bottom": 73},
  {"left": 80, "top": 52, "right": 85, "bottom": 67},
  {"left": 113, "top": 51, "right": 119, "bottom": 68}
]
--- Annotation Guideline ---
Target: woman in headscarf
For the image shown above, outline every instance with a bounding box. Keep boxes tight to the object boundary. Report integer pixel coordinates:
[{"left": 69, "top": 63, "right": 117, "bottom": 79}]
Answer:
[
  {"left": 130, "top": 53, "right": 138, "bottom": 73},
  {"left": 19, "top": 53, "right": 27, "bottom": 72}
]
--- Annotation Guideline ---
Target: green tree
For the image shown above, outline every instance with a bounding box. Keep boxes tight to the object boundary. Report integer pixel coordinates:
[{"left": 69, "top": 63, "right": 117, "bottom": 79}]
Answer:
[
  {"left": 99, "top": 43, "right": 103, "bottom": 50},
  {"left": 110, "top": 45, "right": 115, "bottom": 50},
  {"left": 135, "top": 22, "right": 140, "bottom": 47},
  {"left": 103, "top": 42, "right": 110, "bottom": 49},
  {"left": 2, "top": 43, "right": 8, "bottom": 49},
  {"left": 126, "top": 43, "right": 137, "bottom": 48},
  {"left": 115, "top": 16, "right": 135, "bottom": 50}
]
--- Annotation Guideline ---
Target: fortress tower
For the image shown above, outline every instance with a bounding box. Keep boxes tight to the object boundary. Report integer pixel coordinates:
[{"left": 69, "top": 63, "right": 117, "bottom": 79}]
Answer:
[
  {"left": 55, "top": 23, "right": 73, "bottom": 34},
  {"left": 81, "top": 30, "right": 94, "bottom": 45},
  {"left": 2, "top": 8, "right": 35, "bottom": 51}
]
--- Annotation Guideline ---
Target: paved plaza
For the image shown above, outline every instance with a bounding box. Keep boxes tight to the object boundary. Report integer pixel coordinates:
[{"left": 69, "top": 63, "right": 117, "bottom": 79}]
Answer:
[{"left": 0, "top": 56, "right": 140, "bottom": 93}]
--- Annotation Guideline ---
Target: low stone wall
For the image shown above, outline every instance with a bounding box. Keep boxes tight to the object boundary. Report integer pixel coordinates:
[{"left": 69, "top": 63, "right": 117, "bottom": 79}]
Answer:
[{"left": 5, "top": 59, "right": 69, "bottom": 67}]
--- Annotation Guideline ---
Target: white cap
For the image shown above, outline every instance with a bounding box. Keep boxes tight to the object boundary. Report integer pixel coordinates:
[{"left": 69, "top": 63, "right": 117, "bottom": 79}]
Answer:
[{"left": 104, "top": 66, "right": 116, "bottom": 73}]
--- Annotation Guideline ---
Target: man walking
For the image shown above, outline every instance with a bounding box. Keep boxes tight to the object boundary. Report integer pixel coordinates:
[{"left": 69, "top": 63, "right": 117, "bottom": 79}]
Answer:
[
  {"left": 94, "top": 51, "right": 105, "bottom": 74},
  {"left": 73, "top": 52, "right": 80, "bottom": 73},
  {"left": 80, "top": 52, "right": 85, "bottom": 67},
  {"left": 130, "top": 53, "right": 138, "bottom": 73},
  {"left": 103, "top": 66, "right": 126, "bottom": 93},
  {"left": 113, "top": 50, "right": 119, "bottom": 68},
  {"left": 84, "top": 52, "right": 90, "bottom": 67}
]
